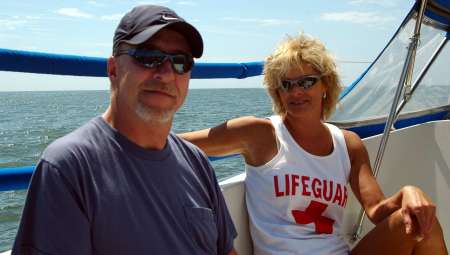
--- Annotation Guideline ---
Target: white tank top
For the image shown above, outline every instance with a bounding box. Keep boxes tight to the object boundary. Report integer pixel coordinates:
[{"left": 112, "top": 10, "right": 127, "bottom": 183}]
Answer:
[{"left": 245, "top": 115, "right": 351, "bottom": 255}]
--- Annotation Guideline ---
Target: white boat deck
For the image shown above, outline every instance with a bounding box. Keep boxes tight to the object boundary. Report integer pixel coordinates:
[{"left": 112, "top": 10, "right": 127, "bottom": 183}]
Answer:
[{"left": 221, "top": 120, "right": 450, "bottom": 255}]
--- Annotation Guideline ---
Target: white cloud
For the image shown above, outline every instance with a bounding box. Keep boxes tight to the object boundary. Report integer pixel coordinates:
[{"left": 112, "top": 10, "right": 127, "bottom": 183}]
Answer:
[
  {"left": 92, "top": 42, "right": 111, "bottom": 48},
  {"left": 0, "top": 15, "right": 41, "bottom": 31},
  {"left": 0, "top": 19, "right": 28, "bottom": 30},
  {"left": 349, "top": 0, "right": 398, "bottom": 7},
  {"left": 177, "top": 1, "right": 197, "bottom": 6},
  {"left": 320, "top": 11, "right": 394, "bottom": 25},
  {"left": 24, "top": 15, "right": 41, "bottom": 20},
  {"left": 202, "top": 27, "right": 266, "bottom": 37},
  {"left": 100, "top": 14, "right": 123, "bottom": 21},
  {"left": 221, "top": 17, "right": 301, "bottom": 27},
  {"left": 137, "top": 1, "right": 170, "bottom": 5},
  {"left": 56, "top": 8, "right": 93, "bottom": 18},
  {"left": 87, "top": 1, "right": 105, "bottom": 7}
]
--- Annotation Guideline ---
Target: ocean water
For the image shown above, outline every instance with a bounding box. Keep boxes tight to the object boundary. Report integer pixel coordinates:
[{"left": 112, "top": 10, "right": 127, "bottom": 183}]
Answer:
[{"left": 0, "top": 88, "right": 272, "bottom": 252}]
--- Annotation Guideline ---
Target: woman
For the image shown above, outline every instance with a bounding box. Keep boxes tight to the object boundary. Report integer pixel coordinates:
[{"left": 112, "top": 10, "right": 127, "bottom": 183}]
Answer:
[{"left": 180, "top": 33, "right": 447, "bottom": 254}]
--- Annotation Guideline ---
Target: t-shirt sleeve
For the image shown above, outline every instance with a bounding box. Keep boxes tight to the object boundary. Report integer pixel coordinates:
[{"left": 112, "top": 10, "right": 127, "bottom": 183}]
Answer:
[
  {"left": 209, "top": 163, "right": 238, "bottom": 255},
  {"left": 12, "top": 159, "right": 92, "bottom": 255}
]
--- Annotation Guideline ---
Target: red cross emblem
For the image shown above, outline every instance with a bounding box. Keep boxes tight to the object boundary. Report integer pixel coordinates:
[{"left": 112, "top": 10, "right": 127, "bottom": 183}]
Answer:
[{"left": 291, "top": 200, "right": 335, "bottom": 234}]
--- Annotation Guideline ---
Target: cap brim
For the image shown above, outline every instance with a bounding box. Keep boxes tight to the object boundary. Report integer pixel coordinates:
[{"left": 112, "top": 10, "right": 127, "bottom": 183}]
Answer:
[{"left": 124, "top": 22, "right": 203, "bottom": 58}]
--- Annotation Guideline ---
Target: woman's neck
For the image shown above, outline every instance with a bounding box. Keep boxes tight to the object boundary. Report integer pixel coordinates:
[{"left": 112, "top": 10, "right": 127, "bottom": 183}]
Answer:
[{"left": 283, "top": 114, "right": 326, "bottom": 139}]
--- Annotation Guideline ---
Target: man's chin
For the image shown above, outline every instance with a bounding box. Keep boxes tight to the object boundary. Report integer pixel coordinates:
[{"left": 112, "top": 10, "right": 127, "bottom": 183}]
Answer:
[{"left": 135, "top": 104, "right": 174, "bottom": 124}]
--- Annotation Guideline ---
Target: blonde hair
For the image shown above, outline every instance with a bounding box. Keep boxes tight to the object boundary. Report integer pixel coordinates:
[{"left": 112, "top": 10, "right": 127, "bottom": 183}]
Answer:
[{"left": 263, "top": 33, "right": 341, "bottom": 120}]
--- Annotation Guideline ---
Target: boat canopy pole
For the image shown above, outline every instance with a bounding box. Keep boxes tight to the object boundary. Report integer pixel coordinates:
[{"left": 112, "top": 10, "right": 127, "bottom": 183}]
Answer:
[
  {"left": 394, "top": 37, "right": 448, "bottom": 121},
  {"left": 351, "top": 0, "right": 429, "bottom": 242}
]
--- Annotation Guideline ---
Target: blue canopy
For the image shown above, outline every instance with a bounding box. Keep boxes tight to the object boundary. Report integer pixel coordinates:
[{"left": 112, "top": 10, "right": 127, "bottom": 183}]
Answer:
[
  {"left": 425, "top": 0, "right": 450, "bottom": 25},
  {"left": 0, "top": 48, "right": 263, "bottom": 79}
]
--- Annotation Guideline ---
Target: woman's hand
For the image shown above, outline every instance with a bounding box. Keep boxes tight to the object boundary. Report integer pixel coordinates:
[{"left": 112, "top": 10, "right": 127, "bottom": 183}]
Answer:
[{"left": 400, "top": 185, "right": 436, "bottom": 240}]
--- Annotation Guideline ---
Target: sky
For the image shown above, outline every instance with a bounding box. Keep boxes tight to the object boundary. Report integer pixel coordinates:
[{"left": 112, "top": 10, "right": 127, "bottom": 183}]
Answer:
[{"left": 0, "top": 0, "right": 414, "bottom": 91}]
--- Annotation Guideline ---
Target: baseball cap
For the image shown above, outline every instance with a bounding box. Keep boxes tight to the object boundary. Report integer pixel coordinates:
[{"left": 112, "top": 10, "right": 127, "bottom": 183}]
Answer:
[{"left": 113, "top": 5, "right": 203, "bottom": 58}]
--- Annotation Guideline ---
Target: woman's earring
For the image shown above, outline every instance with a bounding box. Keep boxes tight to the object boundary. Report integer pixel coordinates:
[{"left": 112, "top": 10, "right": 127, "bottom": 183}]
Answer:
[{"left": 323, "top": 93, "right": 327, "bottom": 99}]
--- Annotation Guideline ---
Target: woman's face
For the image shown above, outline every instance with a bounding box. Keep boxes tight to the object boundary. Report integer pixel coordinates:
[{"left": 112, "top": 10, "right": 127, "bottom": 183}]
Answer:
[{"left": 278, "top": 64, "right": 327, "bottom": 119}]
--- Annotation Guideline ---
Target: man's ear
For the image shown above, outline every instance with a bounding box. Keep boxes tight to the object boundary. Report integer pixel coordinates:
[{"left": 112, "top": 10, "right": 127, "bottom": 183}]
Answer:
[
  {"left": 107, "top": 56, "right": 119, "bottom": 90},
  {"left": 107, "top": 56, "right": 117, "bottom": 80}
]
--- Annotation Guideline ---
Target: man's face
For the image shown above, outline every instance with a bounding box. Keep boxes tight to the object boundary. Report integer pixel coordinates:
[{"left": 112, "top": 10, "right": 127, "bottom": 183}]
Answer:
[{"left": 110, "top": 29, "right": 191, "bottom": 124}]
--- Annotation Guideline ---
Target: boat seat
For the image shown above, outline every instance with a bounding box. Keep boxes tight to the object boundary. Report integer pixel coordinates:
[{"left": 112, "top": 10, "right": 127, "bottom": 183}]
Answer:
[{"left": 220, "top": 120, "right": 450, "bottom": 255}]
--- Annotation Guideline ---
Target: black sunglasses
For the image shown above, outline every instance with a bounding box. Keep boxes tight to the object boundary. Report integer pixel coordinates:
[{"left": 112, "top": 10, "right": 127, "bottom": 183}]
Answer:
[
  {"left": 116, "top": 48, "right": 194, "bottom": 74},
  {"left": 279, "top": 75, "right": 322, "bottom": 92}
]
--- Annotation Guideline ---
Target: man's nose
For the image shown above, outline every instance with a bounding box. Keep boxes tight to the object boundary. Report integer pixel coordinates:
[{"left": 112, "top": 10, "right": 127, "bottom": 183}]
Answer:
[{"left": 152, "top": 59, "right": 176, "bottom": 81}]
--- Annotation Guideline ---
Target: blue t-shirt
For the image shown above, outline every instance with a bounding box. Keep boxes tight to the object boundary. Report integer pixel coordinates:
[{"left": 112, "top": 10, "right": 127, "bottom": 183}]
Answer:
[{"left": 13, "top": 117, "right": 237, "bottom": 255}]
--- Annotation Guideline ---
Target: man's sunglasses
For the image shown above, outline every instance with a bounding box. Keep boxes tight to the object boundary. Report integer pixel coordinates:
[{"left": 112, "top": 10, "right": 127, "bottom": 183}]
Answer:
[
  {"left": 279, "top": 75, "right": 322, "bottom": 92},
  {"left": 116, "top": 48, "right": 194, "bottom": 74}
]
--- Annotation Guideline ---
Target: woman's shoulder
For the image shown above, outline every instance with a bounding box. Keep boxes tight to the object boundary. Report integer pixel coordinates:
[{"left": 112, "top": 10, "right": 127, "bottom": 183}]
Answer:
[
  {"left": 227, "top": 116, "right": 275, "bottom": 146},
  {"left": 341, "top": 129, "right": 364, "bottom": 147},
  {"left": 226, "top": 116, "right": 273, "bottom": 134},
  {"left": 231, "top": 115, "right": 272, "bottom": 125},
  {"left": 232, "top": 116, "right": 278, "bottom": 166},
  {"left": 341, "top": 129, "right": 368, "bottom": 164}
]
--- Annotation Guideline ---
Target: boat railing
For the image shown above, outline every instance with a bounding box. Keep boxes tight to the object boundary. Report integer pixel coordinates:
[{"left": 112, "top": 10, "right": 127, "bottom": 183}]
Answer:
[{"left": 0, "top": 48, "right": 265, "bottom": 192}]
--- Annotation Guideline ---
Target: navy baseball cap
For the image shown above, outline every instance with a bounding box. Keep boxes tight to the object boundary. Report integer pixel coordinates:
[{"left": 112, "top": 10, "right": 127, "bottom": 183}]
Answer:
[{"left": 113, "top": 5, "right": 203, "bottom": 58}]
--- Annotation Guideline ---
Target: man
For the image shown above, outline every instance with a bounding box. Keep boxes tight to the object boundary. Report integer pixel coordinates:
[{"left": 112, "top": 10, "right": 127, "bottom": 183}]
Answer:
[{"left": 12, "top": 5, "right": 237, "bottom": 255}]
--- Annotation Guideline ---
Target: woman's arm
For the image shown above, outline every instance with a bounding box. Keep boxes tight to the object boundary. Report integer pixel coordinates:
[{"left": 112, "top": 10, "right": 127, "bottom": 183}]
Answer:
[
  {"left": 180, "top": 116, "right": 276, "bottom": 166},
  {"left": 180, "top": 116, "right": 255, "bottom": 156},
  {"left": 345, "top": 130, "right": 436, "bottom": 236}
]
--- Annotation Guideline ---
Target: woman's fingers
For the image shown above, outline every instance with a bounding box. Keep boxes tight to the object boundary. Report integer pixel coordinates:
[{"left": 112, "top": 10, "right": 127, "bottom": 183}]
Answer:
[
  {"left": 402, "top": 186, "right": 436, "bottom": 238},
  {"left": 401, "top": 207, "right": 413, "bottom": 234}
]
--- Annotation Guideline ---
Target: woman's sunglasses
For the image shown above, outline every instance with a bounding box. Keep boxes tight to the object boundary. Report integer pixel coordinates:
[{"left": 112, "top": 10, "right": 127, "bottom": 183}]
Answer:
[
  {"left": 116, "top": 48, "right": 194, "bottom": 75},
  {"left": 279, "top": 75, "right": 322, "bottom": 92}
]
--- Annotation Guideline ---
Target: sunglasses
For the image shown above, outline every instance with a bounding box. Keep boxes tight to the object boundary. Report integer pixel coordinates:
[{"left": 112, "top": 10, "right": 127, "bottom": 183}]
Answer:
[
  {"left": 279, "top": 75, "right": 322, "bottom": 92},
  {"left": 116, "top": 48, "right": 194, "bottom": 74}
]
